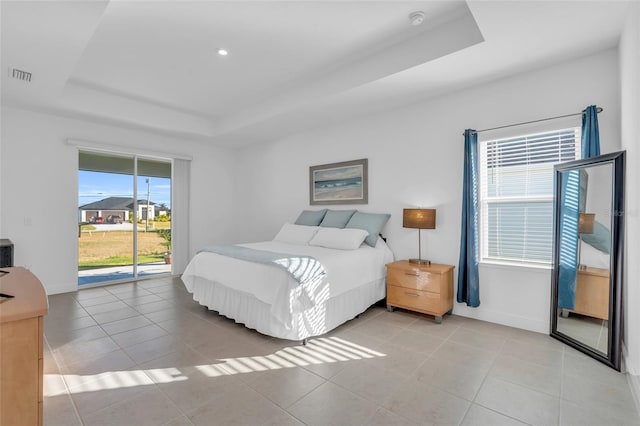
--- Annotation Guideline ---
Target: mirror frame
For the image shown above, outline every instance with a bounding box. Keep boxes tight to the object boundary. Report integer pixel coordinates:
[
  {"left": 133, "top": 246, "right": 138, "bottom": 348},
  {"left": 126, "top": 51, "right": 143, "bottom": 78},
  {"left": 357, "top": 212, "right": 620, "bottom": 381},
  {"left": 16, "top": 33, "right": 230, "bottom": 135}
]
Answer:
[{"left": 550, "top": 151, "right": 625, "bottom": 371}]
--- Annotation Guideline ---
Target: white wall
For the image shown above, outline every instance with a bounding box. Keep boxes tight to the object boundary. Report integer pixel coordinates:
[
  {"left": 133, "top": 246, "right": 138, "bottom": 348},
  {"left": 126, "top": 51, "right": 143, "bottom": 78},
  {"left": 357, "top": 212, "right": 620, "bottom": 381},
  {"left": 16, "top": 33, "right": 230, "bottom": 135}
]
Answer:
[
  {"left": 0, "top": 106, "right": 237, "bottom": 295},
  {"left": 234, "top": 49, "right": 621, "bottom": 333},
  {"left": 619, "top": 1, "right": 640, "bottom": 398}
]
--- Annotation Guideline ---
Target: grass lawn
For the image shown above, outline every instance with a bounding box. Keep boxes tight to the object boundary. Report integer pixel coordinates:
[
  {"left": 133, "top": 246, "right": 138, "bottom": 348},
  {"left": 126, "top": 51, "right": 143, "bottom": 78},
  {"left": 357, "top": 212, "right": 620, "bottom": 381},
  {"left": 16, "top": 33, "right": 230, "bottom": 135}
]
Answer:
[
  {"left": 78, "top": 230, "right": 169, "bottom": 270},
  {"left": 153, "top": 221, "right": 171, "bottom": 230}
]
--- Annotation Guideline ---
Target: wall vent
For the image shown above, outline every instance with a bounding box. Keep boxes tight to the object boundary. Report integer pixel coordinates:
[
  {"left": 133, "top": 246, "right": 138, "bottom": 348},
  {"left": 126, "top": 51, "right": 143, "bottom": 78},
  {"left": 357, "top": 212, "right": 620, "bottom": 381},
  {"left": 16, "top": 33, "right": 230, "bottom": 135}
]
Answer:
[{"left": 9, "top": 67, "right": 32, "bottom": 82}]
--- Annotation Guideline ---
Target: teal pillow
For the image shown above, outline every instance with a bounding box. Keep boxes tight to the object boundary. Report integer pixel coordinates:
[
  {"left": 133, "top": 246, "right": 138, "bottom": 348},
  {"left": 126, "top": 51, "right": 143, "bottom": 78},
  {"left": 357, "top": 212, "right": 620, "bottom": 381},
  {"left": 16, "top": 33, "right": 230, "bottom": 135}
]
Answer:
[
  {"left": 345, "top": 212, "right": 390, "bottom": 247},
  {"left": 295, "top": 209, "right": 327, "bottom": 226},
  {"left": 319, "top": 210, "right": 357, "bottom": 228},
  {"left": 581, "top": 220, "right": 611, "bottom": 254}
]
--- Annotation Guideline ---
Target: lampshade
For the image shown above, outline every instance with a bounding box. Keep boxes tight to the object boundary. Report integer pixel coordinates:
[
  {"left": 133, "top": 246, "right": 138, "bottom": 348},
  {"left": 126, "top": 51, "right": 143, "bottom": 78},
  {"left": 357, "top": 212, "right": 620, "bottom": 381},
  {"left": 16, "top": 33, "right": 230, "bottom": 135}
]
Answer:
[
  {"left": 403, "top": 208, "right": 436, "bottom": 230},
  {"left": 579, "top": 213, "right": 595, "bottom": 234}
]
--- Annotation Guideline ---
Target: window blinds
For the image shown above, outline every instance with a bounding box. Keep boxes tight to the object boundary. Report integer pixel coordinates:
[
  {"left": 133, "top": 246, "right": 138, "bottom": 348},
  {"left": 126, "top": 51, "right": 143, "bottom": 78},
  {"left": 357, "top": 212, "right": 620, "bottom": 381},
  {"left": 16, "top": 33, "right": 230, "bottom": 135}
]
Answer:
[
  {"left": 79, "top": 151, "right": 171, "bottom": 178},
  {"left": 480, "top": 128, "right": 581, "bottom": 264}
]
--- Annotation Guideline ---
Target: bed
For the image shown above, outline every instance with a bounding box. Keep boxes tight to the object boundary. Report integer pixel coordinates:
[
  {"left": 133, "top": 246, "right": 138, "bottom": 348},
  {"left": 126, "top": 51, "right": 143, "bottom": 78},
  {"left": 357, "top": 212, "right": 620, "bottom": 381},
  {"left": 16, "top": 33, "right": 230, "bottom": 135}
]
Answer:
[{"left": 181, "top": 214, "right": 393, "bottom": 341}]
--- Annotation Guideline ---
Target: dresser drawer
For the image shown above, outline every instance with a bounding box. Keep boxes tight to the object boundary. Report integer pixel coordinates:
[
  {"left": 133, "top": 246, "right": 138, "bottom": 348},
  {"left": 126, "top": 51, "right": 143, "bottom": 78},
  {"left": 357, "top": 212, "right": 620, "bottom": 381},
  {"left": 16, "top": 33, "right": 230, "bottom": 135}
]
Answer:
[
  {"left": 387, "top": 267, "right": 441, "bottom": 293},
  {"left": 387, "top": 285, "right": 440, "bottom": 313}
]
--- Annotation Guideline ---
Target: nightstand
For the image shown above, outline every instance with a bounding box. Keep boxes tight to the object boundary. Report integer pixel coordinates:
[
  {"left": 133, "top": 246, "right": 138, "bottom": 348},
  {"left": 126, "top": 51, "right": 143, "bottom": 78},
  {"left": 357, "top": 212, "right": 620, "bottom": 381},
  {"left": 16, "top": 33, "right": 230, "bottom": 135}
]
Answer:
[
  {"left": 572, "top": 266, "right": 610, "bottom": 320},
  {"left": 386, "top": 260, "right": 454, "bottom": 323}
]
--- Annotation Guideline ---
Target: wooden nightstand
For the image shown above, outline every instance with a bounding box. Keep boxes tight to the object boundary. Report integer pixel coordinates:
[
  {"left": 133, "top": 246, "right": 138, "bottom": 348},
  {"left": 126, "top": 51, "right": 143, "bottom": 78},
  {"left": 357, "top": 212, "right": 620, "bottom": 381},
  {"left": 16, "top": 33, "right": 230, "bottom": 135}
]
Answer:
[
  {"left": 386, "top": 260, "right": 454, "bottom": 323},
  {"left": 571, "top": 266, "right": 610, "bottom": 320}
]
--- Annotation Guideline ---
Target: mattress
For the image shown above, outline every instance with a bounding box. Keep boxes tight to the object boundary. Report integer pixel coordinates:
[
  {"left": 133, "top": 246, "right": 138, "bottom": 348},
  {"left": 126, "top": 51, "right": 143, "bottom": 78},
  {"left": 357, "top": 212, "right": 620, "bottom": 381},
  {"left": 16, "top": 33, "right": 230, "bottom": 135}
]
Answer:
[{"left": 181, "top": 239, "right": 394, "bottom": 340}]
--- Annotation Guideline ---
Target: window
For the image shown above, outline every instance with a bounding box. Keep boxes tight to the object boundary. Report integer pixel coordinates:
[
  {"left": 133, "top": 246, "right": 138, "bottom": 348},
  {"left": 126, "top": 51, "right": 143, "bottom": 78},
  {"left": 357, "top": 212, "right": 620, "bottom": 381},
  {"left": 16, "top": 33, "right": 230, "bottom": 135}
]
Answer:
[
  {"left": 78, "top": 151, "right": 173, "bottom": 285},
  {"left": 479, "top": 128, "right": 581, "bottom": 265}
]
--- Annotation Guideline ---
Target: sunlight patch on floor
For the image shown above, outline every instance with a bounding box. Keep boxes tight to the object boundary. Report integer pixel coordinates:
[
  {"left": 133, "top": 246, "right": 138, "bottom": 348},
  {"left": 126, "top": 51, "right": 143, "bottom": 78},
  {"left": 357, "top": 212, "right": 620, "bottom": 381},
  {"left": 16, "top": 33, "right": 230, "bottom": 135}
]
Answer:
[{"left": 45, "top": 336, "right": 386, "bottom": 396}]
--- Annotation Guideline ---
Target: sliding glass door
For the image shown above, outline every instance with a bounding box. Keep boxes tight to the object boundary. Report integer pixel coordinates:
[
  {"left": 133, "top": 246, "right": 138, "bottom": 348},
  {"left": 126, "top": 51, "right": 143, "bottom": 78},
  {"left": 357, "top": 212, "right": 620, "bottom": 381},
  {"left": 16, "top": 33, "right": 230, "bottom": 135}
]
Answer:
[
  {"left": 78, "top": 151, "right": 172, "bottom": 286},
  {"left": 136, "top": 158, "right": 172, "bottom": 279}
]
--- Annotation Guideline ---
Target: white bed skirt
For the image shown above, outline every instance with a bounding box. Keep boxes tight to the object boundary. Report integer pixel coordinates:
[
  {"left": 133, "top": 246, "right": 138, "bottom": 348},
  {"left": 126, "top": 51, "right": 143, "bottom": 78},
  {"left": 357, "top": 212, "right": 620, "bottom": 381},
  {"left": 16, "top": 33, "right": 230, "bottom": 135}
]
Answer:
[{"left": 187, "top": 276, "right": 386, "bottom": 341}]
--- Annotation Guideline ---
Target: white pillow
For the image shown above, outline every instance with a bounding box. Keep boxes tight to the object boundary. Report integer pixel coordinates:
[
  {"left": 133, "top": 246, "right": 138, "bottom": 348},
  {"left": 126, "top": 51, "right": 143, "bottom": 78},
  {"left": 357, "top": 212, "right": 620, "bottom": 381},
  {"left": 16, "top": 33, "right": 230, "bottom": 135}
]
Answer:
[
  {"left": 273, "top": 223, "right": 319, "bottom": 245},
  {"left": 309, "top": 227, "right": 369, "bottom": 250}
]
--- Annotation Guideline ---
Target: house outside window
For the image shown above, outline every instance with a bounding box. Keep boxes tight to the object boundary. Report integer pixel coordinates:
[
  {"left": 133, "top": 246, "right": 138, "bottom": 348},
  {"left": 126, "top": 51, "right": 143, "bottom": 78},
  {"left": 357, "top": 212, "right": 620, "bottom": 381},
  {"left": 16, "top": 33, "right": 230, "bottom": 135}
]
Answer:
[{"left": 479, "top": 127, "right": 581, "bottom": 266}]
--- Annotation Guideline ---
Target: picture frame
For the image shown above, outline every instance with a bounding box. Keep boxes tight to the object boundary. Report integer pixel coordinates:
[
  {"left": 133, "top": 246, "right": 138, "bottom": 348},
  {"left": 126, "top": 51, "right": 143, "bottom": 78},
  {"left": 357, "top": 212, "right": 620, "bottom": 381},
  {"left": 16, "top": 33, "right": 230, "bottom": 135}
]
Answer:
[{"left": 309, "top": 158, "right": 368, "bottom": 205}]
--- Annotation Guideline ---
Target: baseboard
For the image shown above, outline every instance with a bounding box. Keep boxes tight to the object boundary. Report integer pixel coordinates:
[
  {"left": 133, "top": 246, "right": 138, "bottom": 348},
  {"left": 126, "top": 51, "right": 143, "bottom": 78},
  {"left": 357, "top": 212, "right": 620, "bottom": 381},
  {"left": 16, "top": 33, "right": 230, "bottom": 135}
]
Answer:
[
  {"left": 629, "top": 373, "right": 640, "bottom": 416},
  {"left": 453, "top": 304, "right": 548, "bottom": 334},
  {"left": 46, "top": 282, "right": 77, "bottom": 295},
  {"left": 622, "top": 341, "right": 640, "bottom": 416}
]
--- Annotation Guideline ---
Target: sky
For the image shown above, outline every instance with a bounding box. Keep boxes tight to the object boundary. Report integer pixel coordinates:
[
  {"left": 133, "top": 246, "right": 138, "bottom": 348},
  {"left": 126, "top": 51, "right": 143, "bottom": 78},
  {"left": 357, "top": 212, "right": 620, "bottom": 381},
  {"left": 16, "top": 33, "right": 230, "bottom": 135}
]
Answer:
[{"left": 79, "top": 171, "right": 171, "bottom": 208}]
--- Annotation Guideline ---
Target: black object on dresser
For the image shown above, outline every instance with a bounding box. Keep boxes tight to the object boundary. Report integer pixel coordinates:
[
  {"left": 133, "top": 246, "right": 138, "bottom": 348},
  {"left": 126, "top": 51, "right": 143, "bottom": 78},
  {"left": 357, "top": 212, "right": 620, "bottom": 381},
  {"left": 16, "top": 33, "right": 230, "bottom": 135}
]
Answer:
[{"left": 0, "top": 239, "right": 14, "bottom": 268}]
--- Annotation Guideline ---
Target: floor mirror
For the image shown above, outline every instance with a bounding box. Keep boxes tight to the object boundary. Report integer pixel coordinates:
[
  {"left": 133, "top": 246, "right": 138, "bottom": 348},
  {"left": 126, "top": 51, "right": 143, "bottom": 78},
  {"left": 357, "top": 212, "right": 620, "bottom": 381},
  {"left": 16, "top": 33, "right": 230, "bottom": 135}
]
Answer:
[{"left": 550, "top": 151, "right": 625, "bottom": 371}]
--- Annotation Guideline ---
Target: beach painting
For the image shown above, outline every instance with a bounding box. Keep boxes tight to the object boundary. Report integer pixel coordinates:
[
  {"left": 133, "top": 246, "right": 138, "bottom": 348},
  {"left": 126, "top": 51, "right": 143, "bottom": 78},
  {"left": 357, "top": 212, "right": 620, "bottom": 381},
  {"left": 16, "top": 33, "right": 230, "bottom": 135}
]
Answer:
[{"left": 310, "top": 159, "right": 368, "bottom": 205}]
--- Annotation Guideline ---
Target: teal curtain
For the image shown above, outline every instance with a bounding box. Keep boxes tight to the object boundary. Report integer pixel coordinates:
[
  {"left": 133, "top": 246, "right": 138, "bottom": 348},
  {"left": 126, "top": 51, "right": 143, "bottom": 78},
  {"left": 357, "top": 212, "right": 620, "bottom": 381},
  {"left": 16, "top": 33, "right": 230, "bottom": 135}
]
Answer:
[
  {"left": 582, "top": 105, "right": 600, "bottom": 158},
  {"left": 457, "top": 129, "right": 480, "bottom": 307},
  {"left": 557, "top": 105, "right": 601, "bottom": 310}
]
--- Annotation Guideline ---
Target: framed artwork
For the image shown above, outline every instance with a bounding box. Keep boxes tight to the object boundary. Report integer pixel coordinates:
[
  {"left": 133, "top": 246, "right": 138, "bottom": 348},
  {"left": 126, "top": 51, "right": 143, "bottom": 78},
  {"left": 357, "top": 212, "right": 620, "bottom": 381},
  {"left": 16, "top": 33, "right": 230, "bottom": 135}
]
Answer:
[{"left": 309, "top": 158, "right": 368, "bottom": 205}]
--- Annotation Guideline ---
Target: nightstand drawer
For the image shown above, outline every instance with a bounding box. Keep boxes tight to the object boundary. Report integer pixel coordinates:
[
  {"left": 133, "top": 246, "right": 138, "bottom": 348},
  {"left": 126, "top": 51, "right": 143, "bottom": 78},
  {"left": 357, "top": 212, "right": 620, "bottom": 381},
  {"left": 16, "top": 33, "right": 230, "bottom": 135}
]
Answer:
[
  {"left": 387, "top": 267, "right": 441, "bottom": 293},
  {"left": 387, "top": 285, "right": 440, "bottom": 313}
]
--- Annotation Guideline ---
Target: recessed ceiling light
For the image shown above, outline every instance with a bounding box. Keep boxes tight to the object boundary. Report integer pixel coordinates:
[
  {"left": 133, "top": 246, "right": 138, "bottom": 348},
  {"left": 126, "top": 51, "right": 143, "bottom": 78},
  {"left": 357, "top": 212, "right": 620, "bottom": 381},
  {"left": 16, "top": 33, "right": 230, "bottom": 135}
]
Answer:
[
  {"left": 217, "top": 49, "right": 228, "bottom": 56},
  {"left": 409, "top": 11, "right": 425, "bottom": 26}
]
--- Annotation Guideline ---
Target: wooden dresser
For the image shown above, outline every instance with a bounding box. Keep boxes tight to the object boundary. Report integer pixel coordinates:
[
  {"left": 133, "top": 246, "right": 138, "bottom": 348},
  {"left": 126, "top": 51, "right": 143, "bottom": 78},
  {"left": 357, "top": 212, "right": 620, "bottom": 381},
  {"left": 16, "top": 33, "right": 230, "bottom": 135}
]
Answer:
[
  {"left": 0, "top": 267, "right": 48, "bottom": 426},
  {"left": 571, "top": 266, "right": 610, "bottom": 320},
  {"left": 386, "top": 260, "right": 454, "bottom": 323}
]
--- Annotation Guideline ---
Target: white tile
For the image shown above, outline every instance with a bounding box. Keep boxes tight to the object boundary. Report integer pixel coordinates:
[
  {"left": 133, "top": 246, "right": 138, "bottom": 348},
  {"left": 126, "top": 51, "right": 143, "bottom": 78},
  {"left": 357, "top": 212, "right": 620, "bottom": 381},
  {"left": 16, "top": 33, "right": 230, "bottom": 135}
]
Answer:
[
  {"left": 432, "top": 341, "right": 497, "bottom": 371},
  {"left": 351, "top": 317, "right": 404, "bottom": 341},
  {"left": 461, "top": 404, "right": 528, "bottom": 426},
  {"left": 449, "top": 327, "right": 508, "bottom": 353},
  {"left": 187, "top": 383, "right": 290, "bottom": 426},
  {"left": 157, "top": 372, "right": 242, "bottom": 413},
  {"left": 245, "top": 366, "right": 325, "bottom": 408},
  {"left": 559, "top": 398, "right": 640, "bottom": 426},
  {"left": 388, "top": 329, "right": 446, "bottom": 354},
  {"left": 42, "top": 276, "right": 639, "bottom": 426},
  {"left": 110, "top": 324, "right": 168, "bottom": 348},
  {"left": 53, "top": 336, "right": 120, "bottom": 366},
  {"left": 414, "top": 355, "right": 487, "bottom": 401},
  {"left": 100, "top": 315, "right": 153, "bottom": 335},
  {"left": 43, "top": 394, "right": 82, "bottom": 426},
  {"left": 331, "top": 361, "right": 407, "bottom": 405},
  {"left": 406, "top": 316, "right": 460, "bottom": 339},
  {"left": 563, "top": 351, "right": 629, "bottom": 387},
  {"left": 562, "top": 373, "right": 639, "bottom": 416},
  {"left": 288, "top": 381, "right": 379, "bottom": 426},
  {"left": 489, "top": 354, "right": 562, "bottom": 397},
  {"left": 366, "top": 408, "right": 418, "bottom": 426},
  {"left": 82, "top": 388, "right": 181, "bottom": 426},
  {"left": 475, "top": 377, "right": 560, "bottom": 425},
  {"left": 384, "top": 378, "right": 471, "bottom": 425},
  {"left": 61, "top": 349, "right": 137, "bottom": 385},
  {"left": 124, "top": 334, "right": 182, "bottom": 364},
  {"left": 69, "top": 371, "right": 155, "bottom": 418},
  {"left": 500, "top": 338, "right": 564, "bottom": 370}
]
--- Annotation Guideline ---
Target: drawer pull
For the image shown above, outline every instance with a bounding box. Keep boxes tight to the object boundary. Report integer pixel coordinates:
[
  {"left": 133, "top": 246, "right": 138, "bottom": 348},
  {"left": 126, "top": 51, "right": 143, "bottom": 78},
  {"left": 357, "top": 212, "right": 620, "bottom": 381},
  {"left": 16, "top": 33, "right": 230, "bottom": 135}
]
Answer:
[
  {"left": 404, "top": 292, "right": 420, "bottom": 297},
  {"left": 404, "top": 272, "right": 420, "bottom": 277}
]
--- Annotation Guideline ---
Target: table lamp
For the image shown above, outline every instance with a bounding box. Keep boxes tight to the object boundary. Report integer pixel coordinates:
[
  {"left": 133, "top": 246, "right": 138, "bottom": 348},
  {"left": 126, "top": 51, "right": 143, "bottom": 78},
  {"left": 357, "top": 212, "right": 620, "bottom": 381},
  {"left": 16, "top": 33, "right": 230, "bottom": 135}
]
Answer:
[{"left": 403, "top": 208, "right": 436, "bottom": 265}]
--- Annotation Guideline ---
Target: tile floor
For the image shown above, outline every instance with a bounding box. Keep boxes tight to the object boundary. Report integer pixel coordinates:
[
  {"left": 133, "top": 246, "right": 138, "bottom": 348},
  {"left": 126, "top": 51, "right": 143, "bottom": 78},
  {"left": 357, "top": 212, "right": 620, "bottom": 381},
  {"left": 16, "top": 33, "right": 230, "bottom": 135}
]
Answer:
[
  {"left": 557, "top": 314, "right": 608, "bottom": 354},
  {"left": 44, "top": 276, "right": 640, "bottom": 426}
]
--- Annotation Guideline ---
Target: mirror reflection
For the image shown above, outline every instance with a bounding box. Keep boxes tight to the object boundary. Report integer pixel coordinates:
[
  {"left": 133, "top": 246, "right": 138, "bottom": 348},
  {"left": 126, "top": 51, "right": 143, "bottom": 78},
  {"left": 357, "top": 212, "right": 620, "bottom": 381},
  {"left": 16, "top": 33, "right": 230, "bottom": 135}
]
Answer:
[{"left": 556, "top": 163, "right": 612, "bottom": 355}]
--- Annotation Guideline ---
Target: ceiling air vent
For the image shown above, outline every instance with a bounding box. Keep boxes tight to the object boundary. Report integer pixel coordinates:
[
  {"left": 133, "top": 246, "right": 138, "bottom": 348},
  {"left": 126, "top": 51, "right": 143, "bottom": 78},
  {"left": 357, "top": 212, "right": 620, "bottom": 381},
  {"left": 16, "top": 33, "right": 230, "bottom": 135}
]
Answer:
[{"left": 9, "top": 67, "right": 32, "bottom": 82}]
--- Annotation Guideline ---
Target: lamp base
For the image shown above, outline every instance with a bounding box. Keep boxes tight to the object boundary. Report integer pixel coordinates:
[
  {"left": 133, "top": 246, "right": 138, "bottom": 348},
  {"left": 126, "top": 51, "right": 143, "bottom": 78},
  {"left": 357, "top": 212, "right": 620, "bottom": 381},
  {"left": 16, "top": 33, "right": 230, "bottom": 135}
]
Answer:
[{"left": 409, "top": 258, "right": 431, "bottom": 265}]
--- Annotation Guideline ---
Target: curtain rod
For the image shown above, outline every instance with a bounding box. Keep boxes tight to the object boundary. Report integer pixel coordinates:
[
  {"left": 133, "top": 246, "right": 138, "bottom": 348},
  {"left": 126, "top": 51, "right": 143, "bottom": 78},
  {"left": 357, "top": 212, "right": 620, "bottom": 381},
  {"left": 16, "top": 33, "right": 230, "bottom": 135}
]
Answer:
[{"left": 465, "top": 107, "right": 603, "bottom": 136}]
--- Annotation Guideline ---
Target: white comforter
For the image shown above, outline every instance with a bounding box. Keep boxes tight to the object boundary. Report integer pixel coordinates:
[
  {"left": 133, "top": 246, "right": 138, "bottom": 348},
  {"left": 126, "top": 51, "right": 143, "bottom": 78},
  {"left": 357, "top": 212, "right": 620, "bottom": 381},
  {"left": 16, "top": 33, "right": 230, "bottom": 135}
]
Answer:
[{"left": 181, "top": 239, "right": 394, "bottom": 327}]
